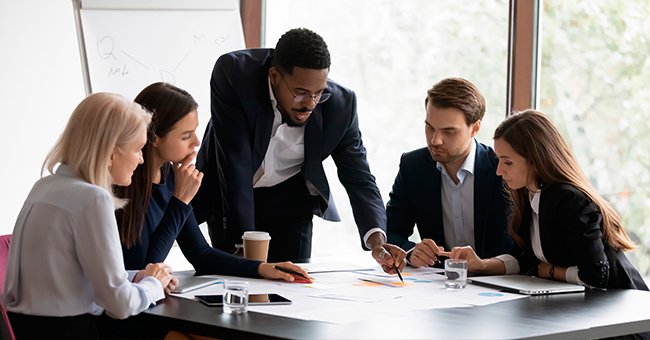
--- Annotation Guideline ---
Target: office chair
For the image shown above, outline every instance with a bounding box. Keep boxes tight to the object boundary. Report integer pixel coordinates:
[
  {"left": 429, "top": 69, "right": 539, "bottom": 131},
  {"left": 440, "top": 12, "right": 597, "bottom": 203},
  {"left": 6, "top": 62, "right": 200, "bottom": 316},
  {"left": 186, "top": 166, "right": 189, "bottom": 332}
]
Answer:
[{"left": 0, "top": 234, "right": 15, "bottom": 340}]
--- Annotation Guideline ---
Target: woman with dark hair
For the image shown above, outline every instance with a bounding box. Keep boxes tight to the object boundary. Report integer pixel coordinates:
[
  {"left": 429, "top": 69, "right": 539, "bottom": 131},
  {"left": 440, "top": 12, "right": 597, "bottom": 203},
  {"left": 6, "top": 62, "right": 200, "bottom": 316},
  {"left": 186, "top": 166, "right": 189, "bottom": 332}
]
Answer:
[
  {"left": 448, "top": 109, "right": 646, "bottom": 290},
  {"left": 115, "top": 82, "right": 309, "bottom": 281}
]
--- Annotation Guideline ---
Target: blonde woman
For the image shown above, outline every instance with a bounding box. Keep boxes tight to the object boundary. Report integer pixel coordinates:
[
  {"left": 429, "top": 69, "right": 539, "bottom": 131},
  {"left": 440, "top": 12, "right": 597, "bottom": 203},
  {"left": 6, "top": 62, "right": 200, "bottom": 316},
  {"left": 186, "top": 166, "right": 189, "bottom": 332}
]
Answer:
[
  {"left": 3, "top": 93, "right": 174, "bottom": 338},
  {"left": 448, "top": 109, "right": 647, "bottom": 290}
]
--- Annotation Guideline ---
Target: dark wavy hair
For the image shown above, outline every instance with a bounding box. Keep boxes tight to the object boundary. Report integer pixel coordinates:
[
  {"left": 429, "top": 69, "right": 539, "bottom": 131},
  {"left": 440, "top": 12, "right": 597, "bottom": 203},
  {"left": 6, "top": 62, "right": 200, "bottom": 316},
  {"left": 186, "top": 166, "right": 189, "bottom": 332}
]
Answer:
[
  {"left": 272, "top": 28, "right": 331, "bottom": 74},
  {"left": 115, "top": 82, "right": 198, "bottom": 248}
]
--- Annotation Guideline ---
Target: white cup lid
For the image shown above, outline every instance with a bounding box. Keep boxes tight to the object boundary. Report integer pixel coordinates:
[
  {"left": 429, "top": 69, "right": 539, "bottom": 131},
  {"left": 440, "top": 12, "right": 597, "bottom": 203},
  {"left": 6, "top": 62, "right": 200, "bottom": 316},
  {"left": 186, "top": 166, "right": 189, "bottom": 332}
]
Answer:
[{"left": 242, "top": 231, "right": 271, "bottom": 241}]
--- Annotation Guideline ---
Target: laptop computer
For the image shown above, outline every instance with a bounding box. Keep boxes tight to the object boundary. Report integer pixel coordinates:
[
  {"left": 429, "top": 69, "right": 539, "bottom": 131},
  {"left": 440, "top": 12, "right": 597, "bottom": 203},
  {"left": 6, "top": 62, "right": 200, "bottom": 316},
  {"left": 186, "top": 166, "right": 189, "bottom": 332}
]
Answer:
[
  {"left": 171, "top": 276, "right": 220, "bottom": 294},
  {"left": 469, "top": 275, "right": 585, "bottom": 295}
]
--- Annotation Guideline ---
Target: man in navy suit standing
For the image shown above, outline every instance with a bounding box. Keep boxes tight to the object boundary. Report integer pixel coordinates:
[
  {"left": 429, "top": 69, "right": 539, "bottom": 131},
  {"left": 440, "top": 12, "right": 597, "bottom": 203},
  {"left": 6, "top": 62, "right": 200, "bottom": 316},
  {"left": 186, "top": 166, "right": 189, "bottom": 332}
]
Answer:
[
  {"left": 193, "top": 28, "right": 404, "bottom": 271},
  {"left": 386, "top": 78, "right": 512, "bottom": 267}
]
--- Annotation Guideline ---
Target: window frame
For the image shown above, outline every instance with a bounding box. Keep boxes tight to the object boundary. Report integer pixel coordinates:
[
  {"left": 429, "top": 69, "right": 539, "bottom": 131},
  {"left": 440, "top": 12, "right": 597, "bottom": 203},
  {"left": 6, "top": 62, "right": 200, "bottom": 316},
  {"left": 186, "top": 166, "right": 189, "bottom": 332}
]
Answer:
[{"left": 242, "top": 0, "right": 539, "bottom": 116}]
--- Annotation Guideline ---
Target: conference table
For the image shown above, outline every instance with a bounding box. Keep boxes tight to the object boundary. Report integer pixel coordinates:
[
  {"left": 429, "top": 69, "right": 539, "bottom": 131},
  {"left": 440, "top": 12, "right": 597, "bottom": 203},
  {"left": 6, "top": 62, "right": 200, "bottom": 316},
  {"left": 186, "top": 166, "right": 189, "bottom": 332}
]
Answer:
[{"left": 139, "top": 267, "right": 650, "bottom": 339}]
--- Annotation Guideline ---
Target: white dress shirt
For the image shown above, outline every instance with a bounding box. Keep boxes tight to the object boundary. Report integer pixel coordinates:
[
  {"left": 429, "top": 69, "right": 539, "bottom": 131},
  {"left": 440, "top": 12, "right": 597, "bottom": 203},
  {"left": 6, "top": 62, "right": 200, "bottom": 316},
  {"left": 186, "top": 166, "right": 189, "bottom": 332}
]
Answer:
[
  {"left": 252, "top": 78, "right": 385, "bottom": 247},
  {"left": 529, "top": 191, "right": 582, "bottom": 284},
  {"left": 437, "top": 139, "right": 477, "bottom": 249},
  {"left": 253, "top": 78, "right": 305, "bottom": 188},
  {"left": 3, "top": 164, "right": 164, "bottom": 319}
]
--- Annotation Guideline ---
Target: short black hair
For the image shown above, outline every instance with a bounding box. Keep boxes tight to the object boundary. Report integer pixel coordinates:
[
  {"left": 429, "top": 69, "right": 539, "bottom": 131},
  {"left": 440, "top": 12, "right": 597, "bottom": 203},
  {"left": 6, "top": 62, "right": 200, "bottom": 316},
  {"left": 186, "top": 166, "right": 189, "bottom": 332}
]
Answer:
[{"left": 272, "top": 28, "right": 331, "bottom": 75}]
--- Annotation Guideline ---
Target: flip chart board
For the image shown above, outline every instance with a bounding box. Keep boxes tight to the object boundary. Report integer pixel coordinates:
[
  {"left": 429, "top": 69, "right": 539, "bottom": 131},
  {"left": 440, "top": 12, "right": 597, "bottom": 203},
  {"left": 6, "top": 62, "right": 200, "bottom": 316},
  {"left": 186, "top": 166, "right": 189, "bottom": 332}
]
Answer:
[{"left": 72, "top": 0, "right": 245, "bottom": 121}]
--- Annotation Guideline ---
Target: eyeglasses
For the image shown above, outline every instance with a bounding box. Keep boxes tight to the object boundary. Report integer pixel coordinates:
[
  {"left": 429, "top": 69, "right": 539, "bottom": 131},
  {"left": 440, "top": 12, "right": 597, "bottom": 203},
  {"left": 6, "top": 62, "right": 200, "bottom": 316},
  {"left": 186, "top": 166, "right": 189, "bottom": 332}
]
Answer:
[{"left": 279, "top": 73, "right": 331, "bottom": 104}]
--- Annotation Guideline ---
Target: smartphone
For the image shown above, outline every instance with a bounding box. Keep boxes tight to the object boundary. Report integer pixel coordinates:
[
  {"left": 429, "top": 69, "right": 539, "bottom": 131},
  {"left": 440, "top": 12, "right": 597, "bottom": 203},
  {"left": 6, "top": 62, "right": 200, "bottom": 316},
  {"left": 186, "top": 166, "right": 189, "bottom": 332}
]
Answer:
[{"left": 196, "top": 293, "right": 292, "bottom": 307}]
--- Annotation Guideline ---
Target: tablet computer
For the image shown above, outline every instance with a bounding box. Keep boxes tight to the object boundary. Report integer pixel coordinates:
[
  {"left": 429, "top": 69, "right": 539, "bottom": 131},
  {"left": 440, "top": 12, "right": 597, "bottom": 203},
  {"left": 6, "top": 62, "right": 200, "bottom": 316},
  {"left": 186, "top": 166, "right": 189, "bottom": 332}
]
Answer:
[
  {"left": 171, "top": 276, "right": 219, "bottom": 294},
  {"left": 196, "top": 294, "right": 292, "bottom": 306}
]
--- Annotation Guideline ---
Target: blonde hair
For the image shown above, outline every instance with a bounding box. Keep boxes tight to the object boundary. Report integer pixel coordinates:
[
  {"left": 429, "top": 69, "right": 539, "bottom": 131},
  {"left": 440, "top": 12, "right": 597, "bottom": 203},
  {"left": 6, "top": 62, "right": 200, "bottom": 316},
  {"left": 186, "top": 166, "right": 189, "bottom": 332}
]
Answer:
[
  {"left": 43, "top": 92, "right": 151, "bottom": 208},
  {"left": 494, "top": 109, "right": 635, "bottom": 251}
]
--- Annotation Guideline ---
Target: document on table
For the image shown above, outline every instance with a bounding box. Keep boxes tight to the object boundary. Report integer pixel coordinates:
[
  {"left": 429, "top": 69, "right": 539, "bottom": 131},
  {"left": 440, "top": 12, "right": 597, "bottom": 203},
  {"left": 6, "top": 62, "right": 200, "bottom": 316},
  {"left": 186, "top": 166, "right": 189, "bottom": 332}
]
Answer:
[
  {"left": 299, "top": 261, "right": 374, "bottom": 274},
  {"left": 169, "top": 263, "right": 527, "bottom": 325}
]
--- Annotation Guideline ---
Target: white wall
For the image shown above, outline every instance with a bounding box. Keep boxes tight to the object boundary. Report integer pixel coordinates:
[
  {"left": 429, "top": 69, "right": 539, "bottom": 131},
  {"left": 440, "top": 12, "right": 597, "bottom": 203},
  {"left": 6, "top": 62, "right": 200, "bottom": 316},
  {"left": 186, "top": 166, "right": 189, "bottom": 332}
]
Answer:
[
  {"left": 0, "top": 0, "right": 85, "bottom": 234},
  {"left": 0, "top": 2, "right": 359, "bottom": 260}
]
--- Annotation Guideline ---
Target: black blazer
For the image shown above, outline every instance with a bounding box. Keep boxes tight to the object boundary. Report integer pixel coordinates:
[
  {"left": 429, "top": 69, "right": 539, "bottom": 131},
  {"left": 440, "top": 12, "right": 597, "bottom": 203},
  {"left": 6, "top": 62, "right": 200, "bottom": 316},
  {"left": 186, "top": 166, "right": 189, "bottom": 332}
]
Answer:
[
  {"left": 193, "top": 48, "right": 386, "bottom": 248},
  {"left": 386, "top": 143, "right": 512, "bottom": 258},
  {"left": 514, "top": 183, "right": 647, "bottom": 290}
]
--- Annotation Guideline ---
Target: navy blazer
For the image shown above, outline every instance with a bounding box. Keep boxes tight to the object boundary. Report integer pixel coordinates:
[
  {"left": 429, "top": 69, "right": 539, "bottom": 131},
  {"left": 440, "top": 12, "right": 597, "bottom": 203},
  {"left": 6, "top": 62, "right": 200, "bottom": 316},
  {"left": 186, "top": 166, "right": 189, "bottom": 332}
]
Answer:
[
  {"left": 121, "top": 163, "right": 261, "bottom": 277},
  {"left": 386, "top": 142, "right": 512, "bottom": 258},
  {"left": 514, "top": 183, "right": 647, "bottom": 290},
  {"left": 193, "top": 48, "right": 386, "bottom": 248}
]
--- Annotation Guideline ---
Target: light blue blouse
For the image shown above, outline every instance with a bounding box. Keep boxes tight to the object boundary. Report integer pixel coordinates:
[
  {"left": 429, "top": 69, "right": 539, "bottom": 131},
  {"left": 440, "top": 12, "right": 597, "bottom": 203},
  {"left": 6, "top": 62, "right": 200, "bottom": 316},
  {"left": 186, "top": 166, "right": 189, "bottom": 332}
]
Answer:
[{"left": 3, "top": 165, "right": 164, "bottom": 319}]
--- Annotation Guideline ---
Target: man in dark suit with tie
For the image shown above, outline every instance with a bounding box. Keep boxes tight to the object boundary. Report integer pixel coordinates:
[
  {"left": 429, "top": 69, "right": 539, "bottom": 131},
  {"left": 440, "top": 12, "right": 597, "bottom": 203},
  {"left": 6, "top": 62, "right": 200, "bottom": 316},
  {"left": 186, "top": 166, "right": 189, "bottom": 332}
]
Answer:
[
  {"left": 386, "top": 78, "right": 512, "bottom": 267},
  {"left": 193, "top": 28, "right": 404, "bottom": 271}
]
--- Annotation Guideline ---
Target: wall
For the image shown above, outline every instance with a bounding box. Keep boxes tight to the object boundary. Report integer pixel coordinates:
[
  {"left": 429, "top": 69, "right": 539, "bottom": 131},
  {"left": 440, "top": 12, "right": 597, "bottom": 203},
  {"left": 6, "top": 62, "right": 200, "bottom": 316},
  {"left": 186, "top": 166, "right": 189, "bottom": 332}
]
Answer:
[
  {"left": 0, "top": 0, "right": 85, "bottom": 234},
  {"left": 0, "top": 1, "right": 373, "bottom": 259}
]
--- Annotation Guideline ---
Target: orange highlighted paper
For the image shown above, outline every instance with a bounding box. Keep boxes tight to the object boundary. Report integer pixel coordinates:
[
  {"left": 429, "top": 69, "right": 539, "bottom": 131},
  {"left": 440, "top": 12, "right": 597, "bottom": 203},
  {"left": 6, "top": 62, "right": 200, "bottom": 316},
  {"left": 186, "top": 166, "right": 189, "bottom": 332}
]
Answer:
[{"left": 355, "top": 278, "right": 412, "bottom": 287}]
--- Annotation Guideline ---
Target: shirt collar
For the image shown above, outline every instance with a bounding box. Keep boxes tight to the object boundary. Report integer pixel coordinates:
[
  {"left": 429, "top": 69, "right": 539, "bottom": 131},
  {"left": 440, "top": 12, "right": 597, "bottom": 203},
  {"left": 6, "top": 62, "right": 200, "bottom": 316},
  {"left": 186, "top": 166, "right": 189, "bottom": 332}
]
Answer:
[
  {"left": 268, "top": 77, "right": 285, "bottom": 125},
  {"left": 55, "top": 163, "right": 75, "bottom": 177},
  {"left": 461, "top": 138, "right": 477, "bottom": 175},
  {"left": 529, "top": 190, "right": 541, "bottom": 214},
  {"left": 268, "top": 76, "right": 279, "bottom": 110}
]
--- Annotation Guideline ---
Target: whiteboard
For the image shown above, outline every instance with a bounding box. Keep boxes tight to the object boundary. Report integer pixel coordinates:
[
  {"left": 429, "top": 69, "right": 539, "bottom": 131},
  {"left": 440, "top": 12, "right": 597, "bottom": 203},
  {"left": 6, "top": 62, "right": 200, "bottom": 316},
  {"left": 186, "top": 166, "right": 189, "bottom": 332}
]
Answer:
[{"left": 74, "top": 0, "right": 245, "bottom": 134}]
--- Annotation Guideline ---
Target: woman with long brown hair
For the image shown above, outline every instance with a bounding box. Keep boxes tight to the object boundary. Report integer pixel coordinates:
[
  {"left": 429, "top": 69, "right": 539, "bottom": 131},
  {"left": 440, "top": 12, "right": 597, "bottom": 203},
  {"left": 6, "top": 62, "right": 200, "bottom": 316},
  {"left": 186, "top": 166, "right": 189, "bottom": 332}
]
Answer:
[
  {"left": 448, "top": 109, "right": 646, "bottom": 290},
  {"left": 115, "top": 82, "right": 309, "bottom": 281}
]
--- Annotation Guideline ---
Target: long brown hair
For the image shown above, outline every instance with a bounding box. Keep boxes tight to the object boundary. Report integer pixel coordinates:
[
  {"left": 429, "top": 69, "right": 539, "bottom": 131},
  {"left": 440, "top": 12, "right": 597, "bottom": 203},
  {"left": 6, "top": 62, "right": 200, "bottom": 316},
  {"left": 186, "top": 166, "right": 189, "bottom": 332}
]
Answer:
[
  {"left": 493, "top": 109, "right": 635, "bottom": 251},
  {"left": 115, "top": 82, "right": 198, "bottom": 247}
]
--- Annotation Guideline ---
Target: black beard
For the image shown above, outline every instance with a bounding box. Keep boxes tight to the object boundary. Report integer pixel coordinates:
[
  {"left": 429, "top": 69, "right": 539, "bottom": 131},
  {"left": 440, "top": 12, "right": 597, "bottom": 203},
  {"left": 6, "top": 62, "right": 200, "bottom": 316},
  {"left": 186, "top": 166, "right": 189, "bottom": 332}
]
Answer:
[{"left": 281, "top": 109, "right": 310, "bottom": 127}]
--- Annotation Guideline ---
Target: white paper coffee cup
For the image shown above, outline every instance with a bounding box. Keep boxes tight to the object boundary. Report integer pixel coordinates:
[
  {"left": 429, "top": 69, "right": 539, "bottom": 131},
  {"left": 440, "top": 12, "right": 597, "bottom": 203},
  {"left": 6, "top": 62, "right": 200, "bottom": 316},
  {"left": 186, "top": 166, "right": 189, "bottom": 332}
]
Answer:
[{"left": 242, "top": 231, "right": 271, "bottom": 262}]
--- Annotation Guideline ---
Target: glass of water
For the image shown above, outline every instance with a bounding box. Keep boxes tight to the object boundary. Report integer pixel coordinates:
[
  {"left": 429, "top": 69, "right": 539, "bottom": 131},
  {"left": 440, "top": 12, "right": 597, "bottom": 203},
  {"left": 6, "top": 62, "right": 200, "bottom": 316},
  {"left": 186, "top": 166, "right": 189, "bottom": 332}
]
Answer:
[
  {"left": 223, "top": 280, "right": 249, "bottom": 314},
  {"left": 444, "top": 259, "right": 468, "bottom": 289}
]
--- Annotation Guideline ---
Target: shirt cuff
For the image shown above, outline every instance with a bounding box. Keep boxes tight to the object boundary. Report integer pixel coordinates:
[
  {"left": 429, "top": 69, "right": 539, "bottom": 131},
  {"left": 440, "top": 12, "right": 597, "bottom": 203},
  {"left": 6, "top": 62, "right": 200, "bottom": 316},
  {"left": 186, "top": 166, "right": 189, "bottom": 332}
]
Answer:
[
  {"left": 565, "top": 266, "right": 581, "bottom": 284},
  {"left": 127, "top": 270, "right": 138, "bottom": 282},
  {"left": 495, "top": 254, "right": 520, "bottom": 274},
  {"left": 363, "top": 228, "right": 386, "bottom": 248},
  {"left": 405, "top": 247, "right": 415, "bottom": 265},
  {"left": 137, "top": 276, "right": 166, "bottom": 304}
]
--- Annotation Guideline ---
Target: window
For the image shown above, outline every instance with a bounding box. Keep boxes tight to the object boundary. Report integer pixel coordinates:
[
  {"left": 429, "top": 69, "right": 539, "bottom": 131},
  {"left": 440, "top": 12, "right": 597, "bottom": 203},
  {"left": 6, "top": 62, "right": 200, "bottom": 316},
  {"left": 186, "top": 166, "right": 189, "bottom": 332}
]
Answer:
[
  {"left": 265, "top": 0, "right": 509, "bottom": 257},
  {"left": 539, "top": 1, "right": 650, "bottom": 275}
]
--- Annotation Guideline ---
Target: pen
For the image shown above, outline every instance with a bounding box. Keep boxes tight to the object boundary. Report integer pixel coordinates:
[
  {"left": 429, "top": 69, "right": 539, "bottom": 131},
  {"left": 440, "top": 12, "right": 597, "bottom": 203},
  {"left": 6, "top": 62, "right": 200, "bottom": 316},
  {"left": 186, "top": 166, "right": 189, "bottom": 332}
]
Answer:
[
  {"left": 384, "top": 250, "right": 404, "bottom": 283},
  {"left": 274, "top": 265, "right": 309, "bottom": 279},
  {"left": 394, "top": 264, "right": 404, "bottom": 283}
]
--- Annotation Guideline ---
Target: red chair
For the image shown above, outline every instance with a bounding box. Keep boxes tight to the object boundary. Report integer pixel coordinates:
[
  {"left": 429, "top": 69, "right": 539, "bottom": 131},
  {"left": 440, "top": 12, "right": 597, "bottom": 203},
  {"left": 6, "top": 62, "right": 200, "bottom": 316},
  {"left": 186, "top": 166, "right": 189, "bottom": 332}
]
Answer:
[
  {"left": 0, "top": 235, "right": 10, "bottom": 290},
  {"left": 0, "top": 234, "right": 15, "bottom": 340}
]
